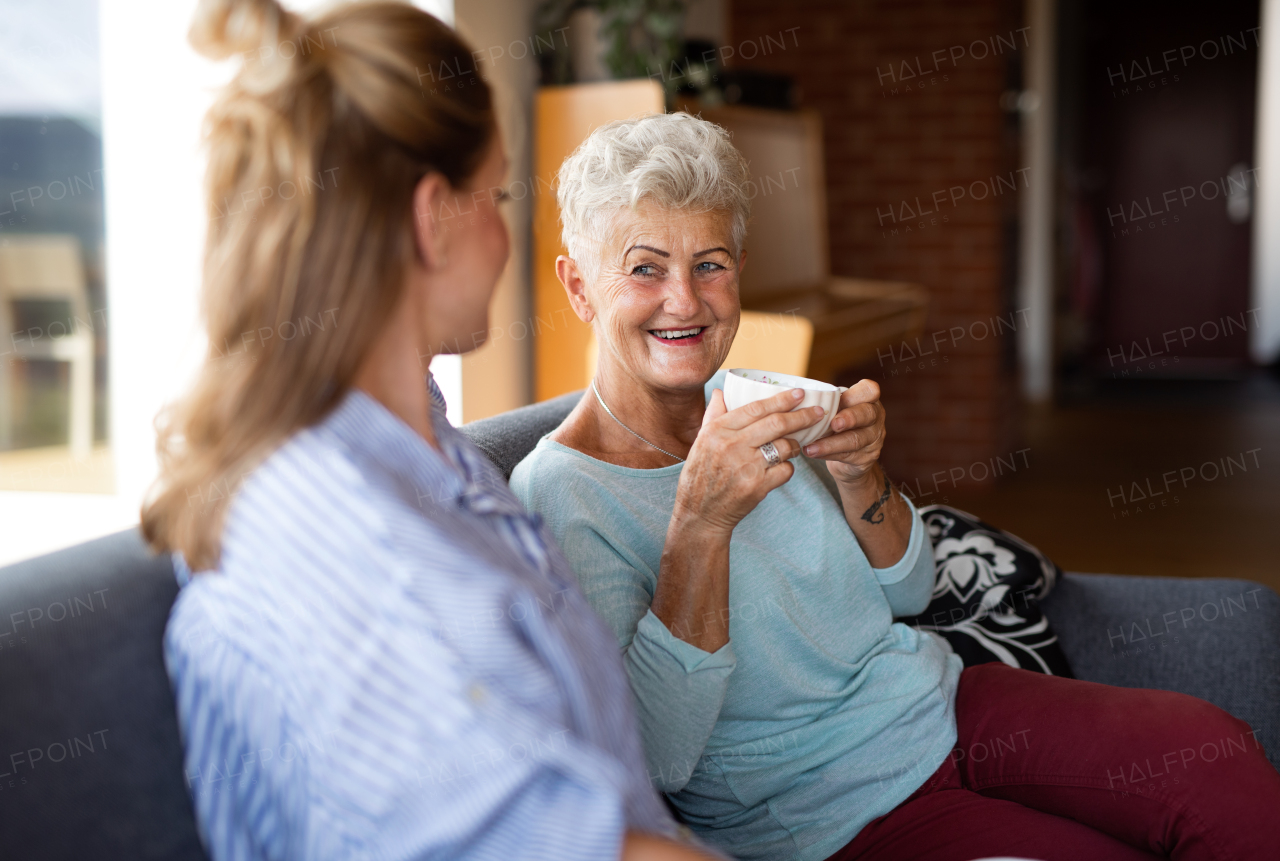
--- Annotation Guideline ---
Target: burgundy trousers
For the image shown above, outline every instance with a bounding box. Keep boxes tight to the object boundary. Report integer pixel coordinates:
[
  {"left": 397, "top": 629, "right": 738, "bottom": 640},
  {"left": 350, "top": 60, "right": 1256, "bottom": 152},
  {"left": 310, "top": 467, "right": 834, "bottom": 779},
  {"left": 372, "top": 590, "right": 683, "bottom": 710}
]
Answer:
[{"left": 827, "top": 662, "right": 1280, "bottom": 861}]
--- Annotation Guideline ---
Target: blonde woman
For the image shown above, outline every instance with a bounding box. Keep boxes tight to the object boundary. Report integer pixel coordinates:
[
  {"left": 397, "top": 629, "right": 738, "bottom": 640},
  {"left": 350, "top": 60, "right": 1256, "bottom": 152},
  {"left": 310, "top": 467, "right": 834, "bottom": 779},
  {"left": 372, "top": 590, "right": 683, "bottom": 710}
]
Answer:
[{"left": 143, "top": 2, "right": 716, "bottom": 859}]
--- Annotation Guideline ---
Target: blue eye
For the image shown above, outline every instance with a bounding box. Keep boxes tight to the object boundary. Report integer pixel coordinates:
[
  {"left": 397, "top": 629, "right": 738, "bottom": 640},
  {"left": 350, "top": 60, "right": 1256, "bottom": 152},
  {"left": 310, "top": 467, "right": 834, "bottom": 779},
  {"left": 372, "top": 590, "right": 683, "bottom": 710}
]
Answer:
[
  {"left": 631, "top": 264, "right": 656, "bottom": 276},
  {"left": 696, "top": 261, "right": 725, "bottom": 272}
]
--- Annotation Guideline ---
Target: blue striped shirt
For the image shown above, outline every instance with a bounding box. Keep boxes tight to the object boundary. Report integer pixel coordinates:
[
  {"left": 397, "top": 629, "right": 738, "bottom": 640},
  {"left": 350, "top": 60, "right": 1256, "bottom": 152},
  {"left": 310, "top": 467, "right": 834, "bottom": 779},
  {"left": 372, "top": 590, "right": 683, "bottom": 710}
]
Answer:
[{"left": 165, "top": 376, "right": 678, "bottom": 860}]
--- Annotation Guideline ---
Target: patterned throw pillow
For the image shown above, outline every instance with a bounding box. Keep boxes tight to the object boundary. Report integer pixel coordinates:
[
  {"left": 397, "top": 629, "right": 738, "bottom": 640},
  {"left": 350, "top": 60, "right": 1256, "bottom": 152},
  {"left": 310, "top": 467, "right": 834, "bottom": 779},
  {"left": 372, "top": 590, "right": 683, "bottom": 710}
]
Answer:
[{"left": 899, "top": 505, "right": 1074, "bottom": 677}]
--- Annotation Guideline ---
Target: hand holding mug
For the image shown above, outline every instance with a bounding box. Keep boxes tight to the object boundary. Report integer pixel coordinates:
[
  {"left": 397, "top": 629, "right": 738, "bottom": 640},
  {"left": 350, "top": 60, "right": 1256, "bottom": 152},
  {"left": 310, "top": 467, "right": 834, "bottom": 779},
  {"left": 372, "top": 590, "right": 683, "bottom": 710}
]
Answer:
[
  {"left": 673, "top": 388, "right": 825, "bottom": 537},
  {"left": 800, "top": 379, "right": 886, "bottom": 488}
]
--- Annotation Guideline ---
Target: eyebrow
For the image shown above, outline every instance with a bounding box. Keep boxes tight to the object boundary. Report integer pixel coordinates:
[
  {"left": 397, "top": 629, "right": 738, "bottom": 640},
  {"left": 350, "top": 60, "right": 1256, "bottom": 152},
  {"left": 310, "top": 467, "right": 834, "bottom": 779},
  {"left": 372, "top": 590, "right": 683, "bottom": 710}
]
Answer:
[
  {"left": 624, "top": 244, "right": 731, "bottom": 260},
  {"left": 625, "top": 244, "right": 670, "bottom": 258}
]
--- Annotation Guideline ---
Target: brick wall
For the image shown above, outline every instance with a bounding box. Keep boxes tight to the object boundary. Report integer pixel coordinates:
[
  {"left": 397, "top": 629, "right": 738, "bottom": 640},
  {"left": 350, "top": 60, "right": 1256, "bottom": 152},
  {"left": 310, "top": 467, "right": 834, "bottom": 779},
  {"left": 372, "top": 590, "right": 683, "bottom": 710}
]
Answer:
[{"left": 728, "top": 0, "right": 1025, "bottom": 497}]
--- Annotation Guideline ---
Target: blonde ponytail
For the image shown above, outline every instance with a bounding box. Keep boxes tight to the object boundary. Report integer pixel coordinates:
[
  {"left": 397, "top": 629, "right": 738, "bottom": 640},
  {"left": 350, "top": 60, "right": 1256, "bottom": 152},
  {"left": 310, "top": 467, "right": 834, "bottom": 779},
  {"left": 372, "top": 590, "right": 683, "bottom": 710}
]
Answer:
[{"left": 142, "top": 0, "right": 494, "bottom": 571}]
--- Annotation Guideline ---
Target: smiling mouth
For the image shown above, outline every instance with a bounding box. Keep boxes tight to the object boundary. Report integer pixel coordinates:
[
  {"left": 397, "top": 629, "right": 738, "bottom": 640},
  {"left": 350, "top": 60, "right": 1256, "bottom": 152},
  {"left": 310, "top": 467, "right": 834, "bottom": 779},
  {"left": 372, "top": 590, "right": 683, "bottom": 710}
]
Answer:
[{"left": 649, "top": 326, "right": 707, "bottom": 342}]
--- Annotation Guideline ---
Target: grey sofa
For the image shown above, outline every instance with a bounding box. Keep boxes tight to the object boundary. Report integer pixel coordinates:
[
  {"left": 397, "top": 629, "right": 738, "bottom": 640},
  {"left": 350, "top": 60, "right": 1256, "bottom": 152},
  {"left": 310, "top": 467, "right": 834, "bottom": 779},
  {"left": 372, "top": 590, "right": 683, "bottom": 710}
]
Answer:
[{"left": 1, "top": 389, "right": 1277, "bottom": 860}]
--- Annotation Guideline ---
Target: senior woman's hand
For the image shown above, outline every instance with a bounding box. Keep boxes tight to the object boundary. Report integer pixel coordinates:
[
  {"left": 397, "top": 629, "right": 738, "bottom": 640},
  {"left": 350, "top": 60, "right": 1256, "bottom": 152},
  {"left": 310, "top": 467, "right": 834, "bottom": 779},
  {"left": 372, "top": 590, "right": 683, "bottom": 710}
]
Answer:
[
  {"left": 800, "top": 379, "right": 886, "bottom": 486},
  {"left": 675, "top": 388, "right": 824, "bottom": 535},
  {"left": 797, "top": 379, "right": 914, "bottom": 568},
  {"left": 653, "top": 387, "right": 823, "bottom": 652}
]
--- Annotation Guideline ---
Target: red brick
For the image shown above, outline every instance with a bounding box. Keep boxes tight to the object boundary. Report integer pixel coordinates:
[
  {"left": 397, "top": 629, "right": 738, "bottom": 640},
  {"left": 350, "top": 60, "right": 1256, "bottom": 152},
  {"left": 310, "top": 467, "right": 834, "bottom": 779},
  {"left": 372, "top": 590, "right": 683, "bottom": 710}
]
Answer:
[{"left": 730, "top": 0, "right": 1025, "bottom": 486}]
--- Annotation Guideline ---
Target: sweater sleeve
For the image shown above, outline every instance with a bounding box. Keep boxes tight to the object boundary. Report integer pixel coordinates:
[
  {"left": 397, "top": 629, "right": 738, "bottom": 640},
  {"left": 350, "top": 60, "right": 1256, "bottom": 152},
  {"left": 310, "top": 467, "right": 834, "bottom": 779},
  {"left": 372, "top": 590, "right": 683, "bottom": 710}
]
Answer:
[
  {"left": 873, "top": 494, "right": 937, "bottom": 618},
  {"left": 555, "top": 521, "right": 737, "bottom": 795}
]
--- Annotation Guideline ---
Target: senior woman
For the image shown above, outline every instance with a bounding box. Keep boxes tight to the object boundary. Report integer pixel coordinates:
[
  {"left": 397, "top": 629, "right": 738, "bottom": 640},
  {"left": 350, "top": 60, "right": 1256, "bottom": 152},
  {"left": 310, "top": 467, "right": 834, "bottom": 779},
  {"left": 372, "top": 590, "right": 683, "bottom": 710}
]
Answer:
[{"left": 511, "top": 112, "right": 1280, "bottom": 861}]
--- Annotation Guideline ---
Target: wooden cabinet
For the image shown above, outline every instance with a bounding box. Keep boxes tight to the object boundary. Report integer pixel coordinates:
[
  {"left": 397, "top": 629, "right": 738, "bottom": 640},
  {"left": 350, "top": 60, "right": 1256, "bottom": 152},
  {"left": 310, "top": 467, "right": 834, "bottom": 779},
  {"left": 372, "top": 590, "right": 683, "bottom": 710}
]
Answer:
[{"left": 532, "top": 80, "right": 665, "bottom": 401}]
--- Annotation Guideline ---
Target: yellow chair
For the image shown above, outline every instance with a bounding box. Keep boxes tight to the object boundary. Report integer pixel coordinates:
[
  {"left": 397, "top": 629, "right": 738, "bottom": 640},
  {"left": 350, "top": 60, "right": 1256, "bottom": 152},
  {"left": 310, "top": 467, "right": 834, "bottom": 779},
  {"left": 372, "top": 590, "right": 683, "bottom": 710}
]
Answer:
[{"left": 584, "top": 310, "right": 815, "bottom": 385}]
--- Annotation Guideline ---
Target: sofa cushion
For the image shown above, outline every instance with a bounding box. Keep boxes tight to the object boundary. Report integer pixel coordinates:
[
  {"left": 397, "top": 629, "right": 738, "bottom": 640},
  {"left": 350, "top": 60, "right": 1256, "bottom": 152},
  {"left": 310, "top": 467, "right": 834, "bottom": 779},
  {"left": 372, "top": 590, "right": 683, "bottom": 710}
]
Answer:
[
  {"left": 899, "top": 505, "right": 1073, "bottom": 677},
  {"left": 1043, "top": 572, "right": 1280, "bottom": 772}
]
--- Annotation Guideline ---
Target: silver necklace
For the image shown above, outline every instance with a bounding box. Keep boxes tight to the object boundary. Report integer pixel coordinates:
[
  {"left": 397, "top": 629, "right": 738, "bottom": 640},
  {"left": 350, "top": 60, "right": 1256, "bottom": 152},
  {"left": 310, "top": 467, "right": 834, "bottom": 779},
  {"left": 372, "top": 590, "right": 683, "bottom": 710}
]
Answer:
[{"left": 591, "top": 380, "right": 685, "bottom": 463}]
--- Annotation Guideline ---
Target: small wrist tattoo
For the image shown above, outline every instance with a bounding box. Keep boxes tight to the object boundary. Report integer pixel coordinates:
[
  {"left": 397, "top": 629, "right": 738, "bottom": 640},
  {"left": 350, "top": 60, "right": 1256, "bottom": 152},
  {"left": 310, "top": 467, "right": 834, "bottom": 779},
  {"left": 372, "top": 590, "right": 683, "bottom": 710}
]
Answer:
[{"left": 860, "top": 472, "right": 893, "bottom": 525}]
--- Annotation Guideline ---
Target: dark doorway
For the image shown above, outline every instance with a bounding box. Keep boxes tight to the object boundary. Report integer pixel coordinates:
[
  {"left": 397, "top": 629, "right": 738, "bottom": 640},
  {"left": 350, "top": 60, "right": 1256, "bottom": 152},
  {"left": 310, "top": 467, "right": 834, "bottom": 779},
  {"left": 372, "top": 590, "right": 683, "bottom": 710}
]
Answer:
[{"left": 1058, "top": 0, "right": 1260, "bottom": 382}]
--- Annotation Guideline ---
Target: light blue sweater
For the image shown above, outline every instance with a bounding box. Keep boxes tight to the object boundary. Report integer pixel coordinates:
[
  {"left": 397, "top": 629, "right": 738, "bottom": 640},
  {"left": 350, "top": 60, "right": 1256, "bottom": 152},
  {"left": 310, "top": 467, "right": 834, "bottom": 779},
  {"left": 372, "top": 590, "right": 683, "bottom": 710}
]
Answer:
[{"left": 510, "top": 373, "right": 963, "bottom": 861}]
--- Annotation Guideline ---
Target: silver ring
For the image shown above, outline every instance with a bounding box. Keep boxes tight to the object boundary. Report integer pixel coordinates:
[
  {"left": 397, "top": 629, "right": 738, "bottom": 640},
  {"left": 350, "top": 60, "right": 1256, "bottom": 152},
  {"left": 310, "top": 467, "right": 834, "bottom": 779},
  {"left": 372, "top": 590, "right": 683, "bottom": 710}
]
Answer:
[{"left": 760, "top": 441, "right": 782, "bottom": 467}]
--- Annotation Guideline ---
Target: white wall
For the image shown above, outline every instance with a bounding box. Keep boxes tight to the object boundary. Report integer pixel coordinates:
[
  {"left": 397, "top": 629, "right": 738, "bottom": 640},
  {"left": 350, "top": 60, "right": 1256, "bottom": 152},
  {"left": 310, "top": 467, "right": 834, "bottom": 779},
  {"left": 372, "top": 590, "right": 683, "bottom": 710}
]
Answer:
[
  {"left": 1017, "top": 0, "right": 1056, "bottom": 402},
  {"left": 454, "top": 0, "right": 535, "bottom": 422},
  {"left": 1253, "top": 0, "right": 1280, "bottom": 364}
]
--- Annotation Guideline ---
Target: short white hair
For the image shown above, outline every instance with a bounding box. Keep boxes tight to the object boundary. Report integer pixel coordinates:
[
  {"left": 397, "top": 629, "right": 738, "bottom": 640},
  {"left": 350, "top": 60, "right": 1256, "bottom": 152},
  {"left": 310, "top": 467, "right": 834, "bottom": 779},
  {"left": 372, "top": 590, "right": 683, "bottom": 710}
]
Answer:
[{"left": 556, "top": 112, "right": 751, "bottom": 283}]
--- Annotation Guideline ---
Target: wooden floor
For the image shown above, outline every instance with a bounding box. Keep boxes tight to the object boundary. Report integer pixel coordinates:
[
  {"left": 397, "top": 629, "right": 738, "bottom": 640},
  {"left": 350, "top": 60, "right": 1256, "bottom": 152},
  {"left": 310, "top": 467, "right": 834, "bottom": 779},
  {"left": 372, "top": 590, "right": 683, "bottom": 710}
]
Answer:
[{"left": 940, "top": 372, "right": 1280, "bottom": 595}]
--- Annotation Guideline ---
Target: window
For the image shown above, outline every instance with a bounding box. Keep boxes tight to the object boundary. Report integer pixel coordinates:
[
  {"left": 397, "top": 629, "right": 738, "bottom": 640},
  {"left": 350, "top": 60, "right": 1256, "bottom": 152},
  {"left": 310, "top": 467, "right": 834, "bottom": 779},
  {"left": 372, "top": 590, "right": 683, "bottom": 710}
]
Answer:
[
  {"left": 0, "top": 0, "right": 459, "bottom": 567},
  {"left": 0, "top": 0, "right": 111, "bottom": 495}
]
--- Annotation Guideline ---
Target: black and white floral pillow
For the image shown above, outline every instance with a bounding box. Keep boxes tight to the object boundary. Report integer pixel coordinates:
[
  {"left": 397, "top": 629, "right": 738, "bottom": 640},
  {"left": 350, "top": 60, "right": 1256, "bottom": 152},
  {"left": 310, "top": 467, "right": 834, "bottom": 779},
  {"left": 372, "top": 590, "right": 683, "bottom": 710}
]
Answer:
[{"left": 899, "top": 505, "right": 1073, "bottom": 677}]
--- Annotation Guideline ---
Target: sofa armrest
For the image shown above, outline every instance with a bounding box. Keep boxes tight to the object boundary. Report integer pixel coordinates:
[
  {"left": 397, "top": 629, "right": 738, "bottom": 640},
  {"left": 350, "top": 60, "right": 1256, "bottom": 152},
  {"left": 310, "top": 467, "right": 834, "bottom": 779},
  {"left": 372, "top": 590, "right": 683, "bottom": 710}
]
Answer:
[
  {"left": 0, "top": 529, "right": 207, "bottom": 859},
  {"left": 1043, "top": 573, "right": 1280, "bottom": 771}
]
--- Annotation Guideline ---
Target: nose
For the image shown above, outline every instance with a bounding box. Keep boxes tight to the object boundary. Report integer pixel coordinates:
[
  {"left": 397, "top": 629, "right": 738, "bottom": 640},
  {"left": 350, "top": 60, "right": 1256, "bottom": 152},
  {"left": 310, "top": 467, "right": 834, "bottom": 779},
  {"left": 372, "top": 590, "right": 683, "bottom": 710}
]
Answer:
[{"left": 662, "top": 269, "right": 701, "bottom": 318}]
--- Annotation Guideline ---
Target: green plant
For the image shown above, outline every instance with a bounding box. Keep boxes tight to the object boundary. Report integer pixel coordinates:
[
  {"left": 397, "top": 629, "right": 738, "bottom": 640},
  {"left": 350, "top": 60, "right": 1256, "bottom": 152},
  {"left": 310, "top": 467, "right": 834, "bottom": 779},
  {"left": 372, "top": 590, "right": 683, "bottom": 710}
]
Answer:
[
  {"left": 597, "top": 0, "right": 686, "bottom": 86},
  {"left": 534, "top": 0, "right": 687, "bottom": 93}
]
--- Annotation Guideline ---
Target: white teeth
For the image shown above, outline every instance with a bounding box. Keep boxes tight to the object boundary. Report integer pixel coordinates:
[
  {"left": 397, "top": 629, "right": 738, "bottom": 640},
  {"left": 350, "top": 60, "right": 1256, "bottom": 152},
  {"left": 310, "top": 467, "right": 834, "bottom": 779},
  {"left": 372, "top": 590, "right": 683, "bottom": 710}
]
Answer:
[{"left": 653, "top": 327, "right": 703, "bottom": 339}]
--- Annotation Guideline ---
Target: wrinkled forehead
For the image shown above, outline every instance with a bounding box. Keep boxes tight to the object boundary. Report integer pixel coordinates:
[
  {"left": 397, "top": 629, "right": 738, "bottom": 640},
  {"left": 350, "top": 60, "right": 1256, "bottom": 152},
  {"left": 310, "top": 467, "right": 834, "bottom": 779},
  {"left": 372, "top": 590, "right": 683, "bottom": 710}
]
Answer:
[{"left": 598, "top": 203, "right": 739, "bottom": 261}]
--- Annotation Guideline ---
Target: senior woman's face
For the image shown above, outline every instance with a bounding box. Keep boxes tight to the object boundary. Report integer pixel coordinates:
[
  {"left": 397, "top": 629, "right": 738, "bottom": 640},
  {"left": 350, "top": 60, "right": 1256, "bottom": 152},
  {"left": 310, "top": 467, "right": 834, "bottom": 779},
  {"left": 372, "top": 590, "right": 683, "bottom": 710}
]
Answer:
[{"left": 590, "top": 204, "right": 741, "bottom": 392}]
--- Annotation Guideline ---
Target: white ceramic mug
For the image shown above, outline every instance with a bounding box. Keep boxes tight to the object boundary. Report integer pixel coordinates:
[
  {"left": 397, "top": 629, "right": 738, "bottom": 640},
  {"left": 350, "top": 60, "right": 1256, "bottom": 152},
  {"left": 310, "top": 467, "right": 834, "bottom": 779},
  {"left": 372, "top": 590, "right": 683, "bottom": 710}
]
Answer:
[{"left": 721, "top": 368, "right": 848, "bottom": 448}]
